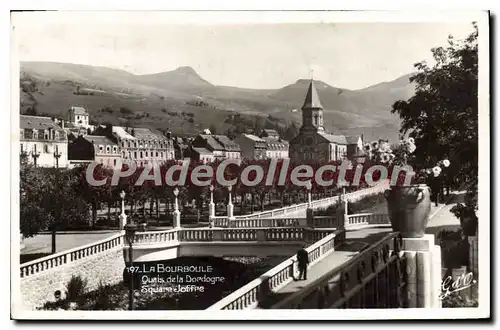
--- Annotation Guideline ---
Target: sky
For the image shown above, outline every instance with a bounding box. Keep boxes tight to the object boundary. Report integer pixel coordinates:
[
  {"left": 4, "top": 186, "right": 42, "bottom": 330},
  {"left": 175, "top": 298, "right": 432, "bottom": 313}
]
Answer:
[{"left": 12, "top": 12, "right": 476, "bottom": 90}]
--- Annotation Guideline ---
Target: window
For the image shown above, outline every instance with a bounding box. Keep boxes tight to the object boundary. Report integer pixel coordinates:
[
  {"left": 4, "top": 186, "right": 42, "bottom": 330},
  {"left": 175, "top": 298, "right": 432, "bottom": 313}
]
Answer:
[
  {"left": 122, "top": 141, "right": 126, "bottom": 147},
  {"left": 54, "top": 131, "right": 59, "bottom": 140},
  {"left": 161, "top": 152, "right": 164, "bottom": 158},
  {"left": 140, "top": 151, "right": 143, "bottom": 158},
  {"left": 106, "top": 146, "right": 111, "bottom": 153},
  {"left": 122, "top": 151, "right": 126, "bottom": 158},
  {"left": 113, "top": 146, "right": 117, "bottom": 153},
  {"left": 156, "top": 151, "right": 159, "bottom": 157},
  {"left": 20, "top": 129, "right": 24, "bottom": 139},
  {"left": 99, "top": 145, "right": 104, "bottom": 153},
  {"left": 32, "top": 129, "right": 38, "bottom": 140},
  {"left": 145, "top": 151, "right": 149, "bottom": 157},
  {"left": 44, "top": 144, "right": 49, "bottom": 153},
  {"left": 113, "top": 159, "right": 117, "bottom": 166},
  {"left": 134, "top": 151, "right": 137, "bottom": 158}
]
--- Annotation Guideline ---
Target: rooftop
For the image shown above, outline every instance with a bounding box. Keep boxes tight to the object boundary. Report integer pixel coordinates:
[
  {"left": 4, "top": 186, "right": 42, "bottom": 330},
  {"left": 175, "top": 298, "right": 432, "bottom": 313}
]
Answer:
[
  {"left": 192, "top": 147, "right": 213, "bottom": 155},
  {"left": 318, "top": 132, "right": 347, "bottom": 144},
  {"left": 70, "top": 106, "right": 89, "bottom": 115},
  {"left": 345, "top": 136, "right": 362, "bottom": 144},
  {"left": 243, "top": 134, "right": 265, "bottom": 142},
  {"left": 302, "top": 80, "right": 323, "bottom": 110},
  {"left": 20, "top": 115, "right": 64, "bottom": 131},
  {"left": 84, "top": 135, "right": 118, "bottom": 146}
]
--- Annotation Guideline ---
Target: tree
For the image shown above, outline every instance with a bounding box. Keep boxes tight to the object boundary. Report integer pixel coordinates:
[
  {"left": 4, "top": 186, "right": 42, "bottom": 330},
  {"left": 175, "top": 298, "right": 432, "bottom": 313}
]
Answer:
[
  {"left": 209, "top": 124, "right": 217, "bottom": 135},
  {"left": 391, "top": 23, "right": 478, "bottom": 224}
]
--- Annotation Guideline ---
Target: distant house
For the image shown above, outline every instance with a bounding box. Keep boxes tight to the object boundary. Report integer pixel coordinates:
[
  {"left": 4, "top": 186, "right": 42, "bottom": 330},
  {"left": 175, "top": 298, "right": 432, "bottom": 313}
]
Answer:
[
  {"left": 68, "top": 106, "right": 90, "bottom": 128},
  {"left": 259, "top": 130, "right": 289, "bottom": 159},
  {"left": 68, "top": 135, "right": 121, "bottom": 168},
  {"left": 190, "top": 147, "right": 215, "bottom": 163},
  {"left": 235, "top": 134, "right": 267, "bottom": 159},
  {"left": 20, "top": 115, "right": 68, "bottom": 168},
  {"left": 92, "top": 125, "right": 175, "bottom": 166},
  {"left": 260, "top": 129, "right": 280, "bottom": 139},
  {"left": 192, "top": 134, "right": 241, "bottom": 161},
  {"left": 346, "top": 135, "right": 364, "bottom": 159}
]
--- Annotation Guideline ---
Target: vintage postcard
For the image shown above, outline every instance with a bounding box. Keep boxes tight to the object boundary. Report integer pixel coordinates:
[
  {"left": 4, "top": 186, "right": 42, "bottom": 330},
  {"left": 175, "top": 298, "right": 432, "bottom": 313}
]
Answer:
[{"left": 10, "top": 10, "right": 490, "bottom": 320}]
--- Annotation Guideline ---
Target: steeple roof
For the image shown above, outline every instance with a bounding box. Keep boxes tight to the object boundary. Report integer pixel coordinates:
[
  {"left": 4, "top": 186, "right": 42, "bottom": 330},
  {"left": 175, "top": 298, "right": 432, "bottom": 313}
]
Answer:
[{"left": 302, "top": 79, "right": 323, "bottom": 109}]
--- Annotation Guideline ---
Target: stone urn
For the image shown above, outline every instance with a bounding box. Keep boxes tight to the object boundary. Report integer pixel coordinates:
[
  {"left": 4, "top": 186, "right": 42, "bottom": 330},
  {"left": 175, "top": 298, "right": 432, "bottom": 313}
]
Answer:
[{"left": 384, "top": 184, "right": 431, "bottom": 238}]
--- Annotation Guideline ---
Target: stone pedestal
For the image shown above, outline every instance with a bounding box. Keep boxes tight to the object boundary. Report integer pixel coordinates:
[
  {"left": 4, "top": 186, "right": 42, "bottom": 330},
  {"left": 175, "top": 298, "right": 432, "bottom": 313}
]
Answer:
[
  {"left": 306, "top": 208, "right": 314, "bottom": 227},
  {"left": 256, "top": 229, "right": 267, "bottom": 241},
  {"left": 468, "top": 236, "right": 478, "bottom": 276},
  {"left": 173, "top": 210, "right": 181, "bottom": 228},
  {"left": 227, "top": 203, "right": 234, "bottom": 220},
  {"left": 401, "top": 234, "right": 442, "bottom": 308},
  {"left": 119, "top": 213, "right": 127, "bottom": 230}
]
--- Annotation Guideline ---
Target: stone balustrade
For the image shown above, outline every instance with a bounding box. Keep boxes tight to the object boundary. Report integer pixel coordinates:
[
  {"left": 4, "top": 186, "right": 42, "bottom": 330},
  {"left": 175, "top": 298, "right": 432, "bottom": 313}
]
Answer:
[
  {"left": 233, "top": 181, "right": 389, "bottom": 221},
  {"left": 227, "top": 218, "right": 304, "bottom": 228},
  {"left": 134, "top": 229, "right": 179, "bottom": 245},
  {"left": 132, "top": 227, "right": 339, "bottom": 245},
  {"left": 206, "top": 229, "right": 345, "bottom": 310},
  {"left": 212, "top": 216, "right": 229, "bottom": 227},
  {"left": 345, "top": 213, "right": 390, "bottom": 228},
  {"left": 20, "top": 232, "right": 124, "bottom": 278}
]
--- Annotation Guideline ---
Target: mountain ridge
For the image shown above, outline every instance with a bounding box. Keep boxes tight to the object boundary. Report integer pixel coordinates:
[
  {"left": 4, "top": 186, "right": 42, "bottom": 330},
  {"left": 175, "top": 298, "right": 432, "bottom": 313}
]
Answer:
[{"left": 19, "top": 61, "right": 414, "bottom": 142}]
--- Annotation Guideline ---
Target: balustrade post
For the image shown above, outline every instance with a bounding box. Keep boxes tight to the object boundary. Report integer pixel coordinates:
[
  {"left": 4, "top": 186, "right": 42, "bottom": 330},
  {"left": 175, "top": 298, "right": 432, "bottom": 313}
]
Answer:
[
  {"left": 401, "top": 234, "right": 442, "bottom": 308},
  {"left": 173, "top": 188, "right": 181, "bottom": 228},
  {"left": 119, "top": 190, "right": 127, "bottom": 230},
  {"left": 227, "top": 185, "right": 235, "bottom": 220},
  {"left": 208, "top": 185, "right": 215, "bottom": 227}
]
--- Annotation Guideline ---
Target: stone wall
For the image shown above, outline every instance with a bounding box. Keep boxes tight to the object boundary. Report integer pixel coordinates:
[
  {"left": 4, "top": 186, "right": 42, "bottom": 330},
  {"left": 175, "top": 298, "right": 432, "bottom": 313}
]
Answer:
[{"left": 19, "top": 246, "right": 125, "bottom": 310}]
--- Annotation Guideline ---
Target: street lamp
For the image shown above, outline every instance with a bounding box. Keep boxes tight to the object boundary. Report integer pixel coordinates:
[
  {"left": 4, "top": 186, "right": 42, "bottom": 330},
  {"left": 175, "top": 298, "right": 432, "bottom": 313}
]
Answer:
[
  {"left": 306, "top": 182, "right": 312, "bottom": 207},
  {"left": 53, "top": 145, "right": 62, "bottom": 168},
  {"left": 31, "top": 144, "right": 40, "bottom": 167},
  {"left": 124, "top": 222, "right": 138, "bottom": 311},
  {"left": 119, "top": 190, "right": 127, "bottom": 230},
  {"left": 173, "top": 187, "right": 181, "bottom": 228},
  {"left": 209, "top": 185, "right": 215, "bottom": 225}
]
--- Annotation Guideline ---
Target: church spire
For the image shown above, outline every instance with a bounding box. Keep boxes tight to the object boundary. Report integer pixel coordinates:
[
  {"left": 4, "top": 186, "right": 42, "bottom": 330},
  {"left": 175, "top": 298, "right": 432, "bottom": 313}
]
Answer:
[{"left": 302, "top": 79, "right": 323, "bottom": 110}]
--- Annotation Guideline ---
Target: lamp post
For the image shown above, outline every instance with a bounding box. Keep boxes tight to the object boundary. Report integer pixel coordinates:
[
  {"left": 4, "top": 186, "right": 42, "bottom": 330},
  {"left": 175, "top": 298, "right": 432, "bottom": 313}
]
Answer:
[
  {"left": 173, "top": 187, "right": 181, "bottom": 228},
  {"left": 119, "top": 190, "right": 127, "bottom": 229},
  {"left": 306, "top": 182, "right": 312, "bottom": 208},
  {"left": 124, "top": 223, "right": 138, "bottom": 311},
  {"left": 31, "top": 144, "right": 40, "bottom": 167},
  {"left": 227, "top": 185, "right": 234, "bottom": 220},
  {"left": 53, "top": 145, "right": 62, "bottom": 168},
  {"left": 209, "top": 185, "right": 215, "bottom": 226}
]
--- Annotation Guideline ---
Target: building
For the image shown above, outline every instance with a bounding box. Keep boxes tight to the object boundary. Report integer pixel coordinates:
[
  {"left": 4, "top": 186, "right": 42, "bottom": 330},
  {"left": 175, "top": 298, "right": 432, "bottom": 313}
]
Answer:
[
  {"left": 68, "top": 135, "right": 121, "bottom": 168},
  {"left": 20, "top": 115, "right": 69, "bottom": 168},
  {"left": 289, "top": 80, "right": 348, "bottom": 163},
  {"left": 262, "top": 137, "right": 289, "bottom": 159},
  {"left": 93, "top": 125, "right": 175, "bottom": 166},
  {"left": 192, "top": 134, "right": 241, "bottom": 161},
  {"left": 68, "top": 106, "right": 90, "bottom": 128},
  {"left": 189, "top": 147, "right": 215, "bottom": 163},
  {"left": 259, "top": 130, "right": 289, "bottom": 159},
  {"left": 172, "top": 136, "right": 191, "bottom": 159},
  {"left": 346, "top": 135, "right": 364, "bottom": 159},
  {"left": 234, "top": 134, "right": 267, "bottom": 159}
]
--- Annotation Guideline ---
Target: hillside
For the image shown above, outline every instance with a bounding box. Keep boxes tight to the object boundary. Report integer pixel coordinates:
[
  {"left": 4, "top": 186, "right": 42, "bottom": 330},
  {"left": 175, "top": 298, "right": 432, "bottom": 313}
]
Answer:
[{"left": 19, "top": 61, "right": 415, "bottom": 142}]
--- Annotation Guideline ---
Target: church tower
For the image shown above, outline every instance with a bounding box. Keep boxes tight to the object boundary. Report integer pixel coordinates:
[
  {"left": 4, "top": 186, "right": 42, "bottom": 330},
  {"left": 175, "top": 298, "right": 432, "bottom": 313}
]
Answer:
[{"left": 300, "top": 80, "right": 324, "bottom": 133}]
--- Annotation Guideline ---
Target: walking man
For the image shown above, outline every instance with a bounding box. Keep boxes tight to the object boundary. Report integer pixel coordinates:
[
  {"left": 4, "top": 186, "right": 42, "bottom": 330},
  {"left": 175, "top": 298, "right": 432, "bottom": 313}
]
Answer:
[{"left": 296, "top": 246, "right": 309, "bottom": 281}]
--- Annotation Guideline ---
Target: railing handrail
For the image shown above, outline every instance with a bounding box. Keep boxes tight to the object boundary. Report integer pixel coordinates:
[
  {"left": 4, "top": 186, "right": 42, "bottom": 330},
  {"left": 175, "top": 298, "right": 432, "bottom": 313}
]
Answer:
[
  {"left": 206, "top": 231, "right": 339, "bottom": 310},
  {"left": 272, "top": 232, "right": 400, "bottom": 309},
  {"left": 233, "top": 181, "right": 388, "bottom": 220},
  {"left": 20, "top": 231, "right": 124, "bottom": 268}
]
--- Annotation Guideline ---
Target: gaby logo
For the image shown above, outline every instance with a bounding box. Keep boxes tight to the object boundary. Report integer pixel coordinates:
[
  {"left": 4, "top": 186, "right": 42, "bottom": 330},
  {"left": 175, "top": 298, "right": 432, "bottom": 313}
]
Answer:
[{"left": 439, "top": 272, "right": 477, "bottom": 300}]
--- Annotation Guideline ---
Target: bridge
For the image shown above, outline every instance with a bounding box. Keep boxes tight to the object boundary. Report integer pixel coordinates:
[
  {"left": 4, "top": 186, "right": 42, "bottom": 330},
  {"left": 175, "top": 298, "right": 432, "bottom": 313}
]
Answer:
[{"left": 17, "top": 181, "right": 449, "bottom": 310}]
